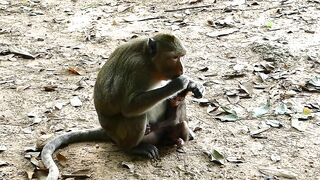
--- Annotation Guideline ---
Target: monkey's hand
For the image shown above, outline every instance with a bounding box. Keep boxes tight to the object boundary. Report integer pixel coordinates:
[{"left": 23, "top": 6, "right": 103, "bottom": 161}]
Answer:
[
  {"left": 168, "top": 75, "right": 190, "bottom": 91},
  {"left": 187, "top": 80, "right": 205, "bottom": 98}
]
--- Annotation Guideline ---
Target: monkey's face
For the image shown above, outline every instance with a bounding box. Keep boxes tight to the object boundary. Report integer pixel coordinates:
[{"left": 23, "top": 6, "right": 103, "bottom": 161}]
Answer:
[
  {"left": 150, "top": 34, "right": 187, "bottom": 80},
  {"left": 154, "top": 51, "right": 185, "bottom": 80}
]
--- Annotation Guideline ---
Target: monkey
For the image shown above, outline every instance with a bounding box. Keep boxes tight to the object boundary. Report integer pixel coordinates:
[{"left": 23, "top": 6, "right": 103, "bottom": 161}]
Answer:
[
  {"left": 41, "top": 33, "right": 204, "bottom": 180},
  {"left": 147, "top": 81, "right": 203, "bottom": 147}
]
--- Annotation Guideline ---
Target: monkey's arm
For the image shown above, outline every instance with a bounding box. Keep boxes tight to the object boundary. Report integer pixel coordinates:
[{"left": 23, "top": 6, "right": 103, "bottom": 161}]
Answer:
[
  {"left": 122, "top": 76, "right": 189, "bottom": 117},
  {"left": 156, "top": 80, "right": 204, "bottom": 127},
  {"left": 169, "top": 79, "right": 205, "bottom": 105}
]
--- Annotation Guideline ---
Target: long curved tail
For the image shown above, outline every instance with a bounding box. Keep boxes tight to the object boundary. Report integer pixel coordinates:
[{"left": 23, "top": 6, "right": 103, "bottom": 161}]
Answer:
[{"left": 41, "top": 127, "right": 110, "bottom": 180}]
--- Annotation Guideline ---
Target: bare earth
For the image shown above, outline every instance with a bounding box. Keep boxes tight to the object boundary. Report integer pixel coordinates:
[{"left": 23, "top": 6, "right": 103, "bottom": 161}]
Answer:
[{"left": 1, "top": 0, "right": 320, "bottom": 179}]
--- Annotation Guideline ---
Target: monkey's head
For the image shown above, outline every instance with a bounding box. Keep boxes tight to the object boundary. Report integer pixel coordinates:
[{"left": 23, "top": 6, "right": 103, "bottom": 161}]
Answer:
[{"left": 148, "top": 34, "right": 187, "bottom": 80}]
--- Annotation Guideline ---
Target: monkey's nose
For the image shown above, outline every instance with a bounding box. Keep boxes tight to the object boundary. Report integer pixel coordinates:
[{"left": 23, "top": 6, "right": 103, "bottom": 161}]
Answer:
[{"left": 180, "top": 64, "right": 185, "bottom": 75}]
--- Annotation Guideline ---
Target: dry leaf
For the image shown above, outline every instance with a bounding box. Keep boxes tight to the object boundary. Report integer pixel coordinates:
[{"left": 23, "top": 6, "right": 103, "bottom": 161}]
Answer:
[
  {"left": 0, "top": 160, "right": 8, "bottom": 167},
  {"left": 56, "top": 153, "right": 67, "bottom": 167},
  {"left": 123, "top": 15, "right": 138, "bottom": 22},
  {"left": 213, "top": 106, "right": 239, "bottom": 122},
  {"left": 67, "top": 67, "right": 82, "bottom": 75},
  {"left": 16, "top": 85, "right": 31, "bottom": 91},
  {"left": 61, "top": 170, "right": 91, "bottom": 179},
  {"left": 8, "top": 46, "right": 35, "bottom": 59},
  {"left": 25, "top": 170, "right": 34, "bottom": 180},
  {"left": 259, "top": 167, "right": 298, "bottom": 179},
  {"left": 43, "top": 85, "right": 57, "bottom": 92},
  {"left": 275, "top": 102, "right": 288, "bottom": 115},
  {"left": 193, "top": 127, "right": 202, "bottom": 132},
  {"left": 291, "top": 118, "right": 304, "bottom": 131},
  {"left": 250, "top": 126, "right": 271, "bottom": 137},
  {"left": 209, "top": 149, "right": 225, "bottom": 165},
  {"left": 239, "top": 82, "right": 253, "bottom": 97},
  {"left": 25, "top": 151, "right": 40, "bottom": 159},
  {"left": 253, "top": 99, "right": 271, "bottom": 117},
  {"left": 121, "top": 161, "right": 135, "bottom": 173},
  {"left": 36, "top": 134, "right": 53, "bottom": 149},
  {"left": 189, "top": 0, "right": 202, "bottom": 4},
  {"left": 72, "top": 169, "right": 91, "bottom": 174},
  {"left": 27, "top": 112, "right": 37, "bottom": 118},
  {"left": 117, "top": 5, "right": 131, "bottom": 12},
  {"left": 192, "top": 98, "right": 210, "bottom": 106},
  {"left": 199, "top": 67, "right": 209, "bottom": 72},
  {"left": 265, "top": 120, "right": 283, "bottom": 128},
  {"left": 258, "top": 72, "right": 269, "bottom": 82},
  {"left": 24, "top": 145, "right": 38, "bottom": 152},
  {"left": 207, "top": 105, "right": 219, "bottom": 114},
  {"left": 222, "top": 71, "right": 245, "bottom": 79},
  {"left": 226, "top": 156, "right": 245, "bottom": 163},
  {"left": 227, "top": 95, "right": 240, "bottom": 104},
  {"left": 206, "top": 28, "right": 239, "bottom": 38},
  {"left": 215, "top": 113, "right": 239, "bottom": 122},
  {"left": 30, "top": 157, "right": 40, "bottom": 167},
  {"left": 303, "top": 107, "right": 312, "bottom": 115}
]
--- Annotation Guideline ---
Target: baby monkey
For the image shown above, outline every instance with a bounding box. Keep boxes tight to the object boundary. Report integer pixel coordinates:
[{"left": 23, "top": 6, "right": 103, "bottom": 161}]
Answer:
[
  {"left": 41, "top": 33, "right": 204, "bottom": 180},
  {"left": 147, "top": 81, "right": 203, "bottom": 147}
]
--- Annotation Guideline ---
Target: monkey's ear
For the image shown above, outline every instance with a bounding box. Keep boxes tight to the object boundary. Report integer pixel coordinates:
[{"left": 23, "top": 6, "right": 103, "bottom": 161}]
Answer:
[{"left": 147, "top": 38, "right": 157, "bottom": 57}]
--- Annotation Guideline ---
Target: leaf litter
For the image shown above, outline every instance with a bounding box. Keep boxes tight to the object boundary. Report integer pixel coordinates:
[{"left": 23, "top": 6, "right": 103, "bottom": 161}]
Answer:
[
  {"left": 204, "top": 149, "right": 225, "bottom": 165},
  {"left": 213, "top": 106, "right": 239, "bottom": 122},
  {"left": 252, "top": 99, "right": 271, "bottom": 117},
  {"left": 1, "top": 0, "right": 320, "bottom": 179}
]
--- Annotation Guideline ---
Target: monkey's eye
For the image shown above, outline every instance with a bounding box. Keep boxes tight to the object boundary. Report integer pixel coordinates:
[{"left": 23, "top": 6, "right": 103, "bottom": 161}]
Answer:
[{"left": 172, "top": 56, "right": 180, "bottom": 61}]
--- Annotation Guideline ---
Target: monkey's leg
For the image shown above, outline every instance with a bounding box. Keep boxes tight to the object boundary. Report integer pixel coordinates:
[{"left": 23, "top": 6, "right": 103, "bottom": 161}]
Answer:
[
  {"left": 167, "top": 79, "right": 204, "bottom": 140},
  {"left": 174, "top": 97, "right": 195, "bottom": 141},
  {"left": 143, "top": 98, "right": 191, "bottom": 147},
  {"left": 101, "top": 115, "right": 160, "bottom": 159},
  {"left": 167, "top": 100, "right": 192, "bottom": 143},
  {"left": 124, "top": 80, "right": 204, "bottom": 158},
  {"left": 154, "top": 85, "right": 200, "bottom": 142}
]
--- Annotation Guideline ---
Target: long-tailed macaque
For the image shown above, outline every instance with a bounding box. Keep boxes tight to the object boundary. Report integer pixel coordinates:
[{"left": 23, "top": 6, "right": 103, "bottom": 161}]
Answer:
[{"left": 41, "top": 33, "right": 204, "bottom": 180}]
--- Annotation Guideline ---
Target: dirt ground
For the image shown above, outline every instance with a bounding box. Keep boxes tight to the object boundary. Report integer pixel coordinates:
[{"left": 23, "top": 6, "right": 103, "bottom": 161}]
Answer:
[{"left": 1, "top": 0, "right": 320, "bottom": 179}]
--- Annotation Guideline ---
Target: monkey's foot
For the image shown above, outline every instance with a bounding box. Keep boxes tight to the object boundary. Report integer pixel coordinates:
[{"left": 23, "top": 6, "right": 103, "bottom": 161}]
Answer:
[
  {"left": 176, "top": 138, "right": 185, "bottom": 148},
  {"left": 130, "top": 143, "right": 159, "bottom": 159}
]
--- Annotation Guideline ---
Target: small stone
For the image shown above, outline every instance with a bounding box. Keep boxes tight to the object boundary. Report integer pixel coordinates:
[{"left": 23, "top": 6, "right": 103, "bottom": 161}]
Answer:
[
  {"left": 70, "top": 96, "right": 82, "bottom": 107},
  {"left": 0, "top": 145, "right": 7, "bottom": 152},
  {"left": 270, "top": 154, "right": 281, "bottom": 162}
]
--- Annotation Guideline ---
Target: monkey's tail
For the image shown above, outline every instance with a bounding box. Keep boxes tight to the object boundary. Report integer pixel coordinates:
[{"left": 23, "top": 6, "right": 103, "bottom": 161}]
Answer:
[{"left": 41, "top": 127, "right": 110, "bottom": 180}]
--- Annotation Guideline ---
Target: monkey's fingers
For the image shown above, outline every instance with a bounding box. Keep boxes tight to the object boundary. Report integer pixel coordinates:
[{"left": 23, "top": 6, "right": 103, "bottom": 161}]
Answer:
[
  {"left": 188, "top": 81, "right": 205, "bottom": 98},
  {"left": 130, "top": 143, "right": 159, "bottom": 159}
]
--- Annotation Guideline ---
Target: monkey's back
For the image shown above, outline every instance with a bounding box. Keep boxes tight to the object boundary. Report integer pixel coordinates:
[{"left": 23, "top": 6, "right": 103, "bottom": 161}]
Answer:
[{"left": 93, "top": 38, "right": 153, "bottom": 118}]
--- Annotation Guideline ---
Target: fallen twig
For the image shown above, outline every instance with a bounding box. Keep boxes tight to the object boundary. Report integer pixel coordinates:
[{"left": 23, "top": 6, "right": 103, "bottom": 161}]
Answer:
[
  {"left": 165, "top": 4, "right": 295, "bottom": 13},
  {"left": 138, "top": 16, "right": 165, "bottom": 22},
  {"left": 0, "top": 80, "right": 14, "bottom": 85},
  {"left": 61, "top": 174, "right": 91, "bottom": 178},
  {"left": 164, "top": 4, "right": 215, "bottom": 12}
]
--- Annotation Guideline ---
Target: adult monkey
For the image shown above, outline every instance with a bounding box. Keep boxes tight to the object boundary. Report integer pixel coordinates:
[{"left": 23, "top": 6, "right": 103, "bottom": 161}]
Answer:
[{"left": 41, "top": 33, "right": 204, "bottom": 180}]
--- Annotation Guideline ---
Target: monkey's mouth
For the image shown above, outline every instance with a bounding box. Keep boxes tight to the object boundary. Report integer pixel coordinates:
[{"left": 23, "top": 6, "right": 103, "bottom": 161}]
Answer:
[{"left": 171, "top": 74, "right": 182, "bottom": 79}]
